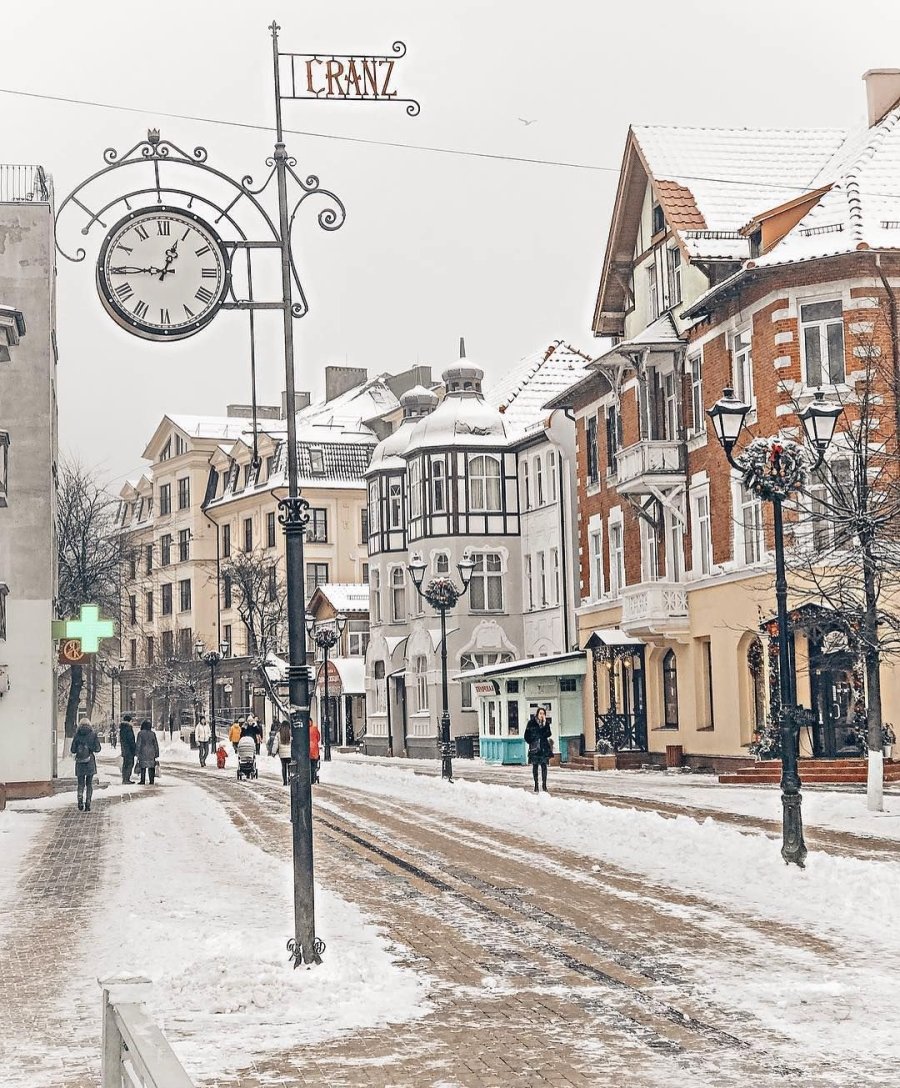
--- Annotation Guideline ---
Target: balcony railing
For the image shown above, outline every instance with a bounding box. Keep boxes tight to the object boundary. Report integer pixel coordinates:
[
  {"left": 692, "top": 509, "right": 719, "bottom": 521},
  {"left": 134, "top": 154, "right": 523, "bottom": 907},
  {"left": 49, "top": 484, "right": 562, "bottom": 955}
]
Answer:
[
  {"left": 615, "top": 439, "right": 684, "bottom": 493},
  {"left": 0, "top": 164, "right": 52, "bottom": 204},
  {"left": 621, "top": 581, "right": 689, "bottom": 637}
]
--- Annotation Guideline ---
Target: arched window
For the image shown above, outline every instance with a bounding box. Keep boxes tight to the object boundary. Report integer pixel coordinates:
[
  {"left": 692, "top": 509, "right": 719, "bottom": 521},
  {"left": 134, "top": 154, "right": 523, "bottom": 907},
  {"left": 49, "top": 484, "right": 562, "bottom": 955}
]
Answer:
[
  {"left": 368, "top": 481, "right": 381, "bottom": 536},
  {"left": 469, "top": 454, "right": 502, "bottom": 512},
  {"left": 434, "top": 552, "right": 450, "bottom": 574},
  {"left": 662, "top": 650, "right": 679, "bottom": 729},
  {"left": 522, "top": 460, "right": 531, "bottom": 510},
  {"left": 535, "top": 456, "right": 544, "bottom": 506},
  {"left": 413, "top": 655, "right": 429, "bottom": 713},
  {"left": 391, "top": 567, "right": 406, "bottom": 623},
  {"left": 370, "top": 568, "right": 381, "bottom": 624},
  {"left": 547, "top": 450, "right": 557, "bottom": 502},
  {"left": 374, "top": 660, "right": 386, "bottom": 713},
  {"left": 408, "top": 458, "right": 422, "bottom": 519},
  {"left": 747, "top": 637, "right": 766, "bottom": 737}
]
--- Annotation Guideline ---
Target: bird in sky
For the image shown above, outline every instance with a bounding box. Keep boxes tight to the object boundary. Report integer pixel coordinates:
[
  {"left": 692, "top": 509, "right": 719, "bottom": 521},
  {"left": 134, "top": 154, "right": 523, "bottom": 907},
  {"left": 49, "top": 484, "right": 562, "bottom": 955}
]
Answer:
[{"left": 518, "top": 117, "right": 537, "bottom": 126}]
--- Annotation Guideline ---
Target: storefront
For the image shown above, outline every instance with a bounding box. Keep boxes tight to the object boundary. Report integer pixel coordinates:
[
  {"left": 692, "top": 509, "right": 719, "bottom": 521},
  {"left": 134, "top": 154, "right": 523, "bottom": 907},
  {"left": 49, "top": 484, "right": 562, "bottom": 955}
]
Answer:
[
  {"left": 313, "top": 657, "right": 366, "bottom": 748},
  {"left": 465, "top": 652, "right": 587, "bottom": 764}
]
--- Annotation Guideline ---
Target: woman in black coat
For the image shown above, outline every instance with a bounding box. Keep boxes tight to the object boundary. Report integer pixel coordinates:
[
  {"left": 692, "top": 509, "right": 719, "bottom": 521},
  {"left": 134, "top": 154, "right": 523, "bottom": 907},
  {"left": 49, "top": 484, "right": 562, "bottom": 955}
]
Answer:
[
  {"left": 523, "top": 707, "right": 553, "bottom": 793},
  {"left": 70, "top": 719, "right": 102, "bottom": 811}
]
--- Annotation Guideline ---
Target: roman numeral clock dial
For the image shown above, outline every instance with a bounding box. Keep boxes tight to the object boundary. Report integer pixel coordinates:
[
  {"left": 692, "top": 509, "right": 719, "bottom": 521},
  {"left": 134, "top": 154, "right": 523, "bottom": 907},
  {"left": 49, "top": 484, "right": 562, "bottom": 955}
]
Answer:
[{"left": 96, "top": 206, "right": 230, "bottom": 341}]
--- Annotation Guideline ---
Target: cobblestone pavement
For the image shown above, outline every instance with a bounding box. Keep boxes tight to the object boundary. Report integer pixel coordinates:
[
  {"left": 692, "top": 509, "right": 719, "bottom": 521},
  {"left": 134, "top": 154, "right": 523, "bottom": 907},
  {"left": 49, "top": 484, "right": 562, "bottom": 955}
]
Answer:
[{"left": 167, "top": 764, "right": 891, "bottom": 1088}]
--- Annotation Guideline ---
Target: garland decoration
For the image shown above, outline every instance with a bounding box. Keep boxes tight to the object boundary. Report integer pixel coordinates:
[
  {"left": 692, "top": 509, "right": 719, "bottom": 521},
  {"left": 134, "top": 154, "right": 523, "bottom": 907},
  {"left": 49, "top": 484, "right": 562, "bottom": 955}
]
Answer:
[
  {"left": 424, "top": 576, "right": 461, "bottom": 609},
  {"left": 737, "top": 437, "right": 808, "bottom": 500}
]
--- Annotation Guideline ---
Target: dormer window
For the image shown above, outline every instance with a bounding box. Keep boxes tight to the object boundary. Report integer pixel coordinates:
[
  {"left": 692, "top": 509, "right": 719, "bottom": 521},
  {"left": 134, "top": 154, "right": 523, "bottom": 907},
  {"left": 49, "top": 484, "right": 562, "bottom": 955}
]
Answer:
[
  {"left": 652, "top": 200, "right": 666, "bottom": 236},
  {"left": 174, "top": 434, "right": 187, "bottom": 455},
  {"left": 309, "top": 448, "right": 325, "bottom": 475},
  {"left": 160, "top": 439, "right": 171, "bottom": 462}
]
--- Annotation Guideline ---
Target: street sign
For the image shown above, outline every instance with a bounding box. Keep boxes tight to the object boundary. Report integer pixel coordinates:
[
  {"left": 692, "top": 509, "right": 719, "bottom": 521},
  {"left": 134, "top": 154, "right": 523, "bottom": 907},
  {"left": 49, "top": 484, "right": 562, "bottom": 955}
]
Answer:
[{"left": 58, "top": 639, "right": 91, "bottom": 665}]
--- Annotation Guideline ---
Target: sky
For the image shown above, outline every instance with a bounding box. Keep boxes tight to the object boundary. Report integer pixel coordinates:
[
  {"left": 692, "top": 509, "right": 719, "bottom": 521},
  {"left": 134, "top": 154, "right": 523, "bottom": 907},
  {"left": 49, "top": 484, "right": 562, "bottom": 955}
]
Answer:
[{"left": 0, "top": 0, "right": 892, "bottom": 488}]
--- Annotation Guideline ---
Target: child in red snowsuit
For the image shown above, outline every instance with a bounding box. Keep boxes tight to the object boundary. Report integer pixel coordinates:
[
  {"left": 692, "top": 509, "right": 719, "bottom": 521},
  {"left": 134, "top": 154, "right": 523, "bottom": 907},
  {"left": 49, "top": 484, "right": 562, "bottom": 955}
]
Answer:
[{"left": 216, "top": 744, "right": 228, "bottom": 769}]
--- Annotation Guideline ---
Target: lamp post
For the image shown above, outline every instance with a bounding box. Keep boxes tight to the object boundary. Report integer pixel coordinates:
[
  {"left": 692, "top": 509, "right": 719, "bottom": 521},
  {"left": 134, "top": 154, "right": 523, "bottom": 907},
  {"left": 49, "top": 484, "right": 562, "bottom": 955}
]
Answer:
[
  {"left": 196, "top": 637, "right": 230, "bottom": 753},
  {"left": 305, "top": 614, "right": 347, "bottom": 762},
  {"left": 408, "top": 551, "right": 476, "bottom": 782},
  {"left": 109, "top": 658, "right": 125, "bottom": 729},
  {"left": 707, "top": 387, "right": 842, "bottom": 867}
]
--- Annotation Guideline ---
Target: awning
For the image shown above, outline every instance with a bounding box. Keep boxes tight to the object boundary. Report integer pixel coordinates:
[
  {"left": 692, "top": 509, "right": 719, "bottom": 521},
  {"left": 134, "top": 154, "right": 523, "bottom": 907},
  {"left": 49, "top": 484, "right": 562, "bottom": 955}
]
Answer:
[
  {"left": 456, "top": 650, "right": 587, "bottom": 683},
  {"left": 315, "top": 657, "right": 365, "bottom": 696},
  {"left": 385, "top": 635, "right": 409, "bottom": 657},
  {"left": 584, "top": 628, "right": 643, "bottom": 649}
]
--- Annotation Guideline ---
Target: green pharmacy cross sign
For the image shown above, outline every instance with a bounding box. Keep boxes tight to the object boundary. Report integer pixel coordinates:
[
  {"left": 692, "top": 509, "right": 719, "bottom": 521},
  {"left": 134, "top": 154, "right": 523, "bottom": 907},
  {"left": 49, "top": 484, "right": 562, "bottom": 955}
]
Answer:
[{"left": 53, "top": 605, "right": 116, "bottom": 653}]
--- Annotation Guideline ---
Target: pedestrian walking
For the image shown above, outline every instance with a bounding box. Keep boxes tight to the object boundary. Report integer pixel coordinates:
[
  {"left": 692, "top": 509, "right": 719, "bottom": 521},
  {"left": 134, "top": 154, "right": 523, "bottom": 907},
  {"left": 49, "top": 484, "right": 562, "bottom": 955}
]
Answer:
[
  {"left": 248, "top": 715, "right": 263, "bottom": 753},
  {"left": 266, "top": 721, "right": 279, "bottom": 756},
  {"left": 524, "top": 707, "right": 553, "bottom": 793},
  {"left": 109, "top": 721, "right": 118, "bottom": 748},
  {"left": 119, "top": 713, "right": 137, "bottom": 784},
  {"left": 275, "top": 720, "right": 292, "bottom": 785},
  {"left": 70, "top": 718, "right": 101, "bottom": 812},
  {"left": 215, "top": 743, "right": 228, "bottom": 769},
  {"left": 229, "top": 720, "right": 243, "bottom": 753},
  {"left": 168, "top": 713, "right": 175, "bottom": 740},
  {"left": 195, "top": 717, "right": 211, "bottom": 767},
  {"left": 309, "top": 719, "right": 321, "bottom": 785},
  {"left": 136, "top": 720, "right": 160, "bottom": 785}
]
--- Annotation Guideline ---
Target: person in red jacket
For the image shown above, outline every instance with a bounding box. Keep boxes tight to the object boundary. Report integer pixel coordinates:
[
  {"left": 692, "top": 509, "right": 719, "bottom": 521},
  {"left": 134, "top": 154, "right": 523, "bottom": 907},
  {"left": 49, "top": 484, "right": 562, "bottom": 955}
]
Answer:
[
  {"left": 309, "top": 720, "right": 321, "bottom": 785},
  {"left": 215, "top": 744, "right": 228, "bottom": 769}
]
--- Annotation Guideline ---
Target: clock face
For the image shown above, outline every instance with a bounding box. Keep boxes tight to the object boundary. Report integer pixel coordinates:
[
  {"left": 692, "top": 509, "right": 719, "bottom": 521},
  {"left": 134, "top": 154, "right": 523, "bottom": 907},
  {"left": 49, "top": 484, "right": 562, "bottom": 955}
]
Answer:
[{"left": 96, "top": 206, "right": 230, "bottom": 341}]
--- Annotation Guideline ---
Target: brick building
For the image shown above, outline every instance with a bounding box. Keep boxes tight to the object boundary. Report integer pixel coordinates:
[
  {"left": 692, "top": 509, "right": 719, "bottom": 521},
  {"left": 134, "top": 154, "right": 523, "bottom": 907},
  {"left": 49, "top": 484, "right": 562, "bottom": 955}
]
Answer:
[{"left": 551, "top": 70, "right": 900, "bottom": 771}]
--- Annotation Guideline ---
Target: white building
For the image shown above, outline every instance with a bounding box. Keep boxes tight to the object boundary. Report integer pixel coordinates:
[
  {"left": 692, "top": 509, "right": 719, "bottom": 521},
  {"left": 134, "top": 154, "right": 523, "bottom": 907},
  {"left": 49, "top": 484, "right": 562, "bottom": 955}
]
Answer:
[{"left": 0, "top": 165, "right": 58, "bottom": 799}]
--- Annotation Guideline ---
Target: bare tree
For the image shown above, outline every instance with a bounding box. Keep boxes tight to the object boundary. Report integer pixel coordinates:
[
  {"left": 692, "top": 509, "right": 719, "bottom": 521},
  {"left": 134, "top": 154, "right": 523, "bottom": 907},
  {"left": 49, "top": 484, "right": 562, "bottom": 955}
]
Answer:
[
  {"left": 56, "top": 459, "right": 124, "bottom": 736},
  {"left": 220, "top": 550, "right": 287, "bottom": 712},
  {"left": 786, "top": 303, "right": 900, "bottom": 810}
]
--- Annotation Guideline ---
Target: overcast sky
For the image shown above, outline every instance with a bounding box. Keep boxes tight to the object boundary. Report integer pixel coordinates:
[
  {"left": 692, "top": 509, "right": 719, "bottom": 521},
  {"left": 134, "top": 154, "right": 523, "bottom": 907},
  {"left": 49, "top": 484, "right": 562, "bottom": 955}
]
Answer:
[{"left": 0, "top": 0, "right": 890, "bottom": 488}]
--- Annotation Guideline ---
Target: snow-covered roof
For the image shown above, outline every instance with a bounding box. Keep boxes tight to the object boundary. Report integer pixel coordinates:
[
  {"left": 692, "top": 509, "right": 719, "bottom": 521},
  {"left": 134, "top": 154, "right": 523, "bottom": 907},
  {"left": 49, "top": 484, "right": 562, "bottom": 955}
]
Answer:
[
  {"left": 311, "top": 583, "right": 369, "bottom": 613},
  {"left": 167, "top": 415, "right": 250, "bottom": 441},
  {"left": 486, "top": 342, "right": 593, "bottom": 426}
]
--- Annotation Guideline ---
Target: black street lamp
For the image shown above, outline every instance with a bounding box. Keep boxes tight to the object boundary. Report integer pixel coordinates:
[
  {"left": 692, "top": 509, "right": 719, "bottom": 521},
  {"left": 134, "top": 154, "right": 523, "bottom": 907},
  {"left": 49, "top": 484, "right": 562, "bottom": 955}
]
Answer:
[
  {"left": 109, "top": 658, "right": 126, "bottom": 729},
  {"left": 196, "top": 637, "right": 230, "bottom": 753},
  {"left": 408, "top": 550, "right": 477, "bottom": 782},
  {"left": 305, "top": 614, "right": 347, "bottom": 762},
  {"left": 707, "top": 387, "right": 842, "bottom": 867}
]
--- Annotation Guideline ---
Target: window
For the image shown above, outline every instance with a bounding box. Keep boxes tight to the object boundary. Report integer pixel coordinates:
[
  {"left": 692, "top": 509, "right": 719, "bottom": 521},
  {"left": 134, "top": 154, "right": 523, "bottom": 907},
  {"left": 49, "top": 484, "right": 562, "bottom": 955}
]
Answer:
[
  {"left": 177, "top": 477, "right": 190, "bottom": 510},
  {"left": 431, "top": 458, "right": 447, "bottom": 513},
  {"left": 145, "top": 591, "right": 153, "bottom": 622},
  {"left": 160, "top": 534, "right": 172, "bottom": 566},
  {"left": 609, "top": 522, "right": 625, "bottom": 596},
  {"left": 374, "top": 661, "right": 386, "bottom": 713},
  {"left": 161, "top": 583, "right": 172, "bottom": 615},
  {"left": 242, "top": 463, "right": 253, "bottom": 489},
  {"left": 371, "top": 568, "right": 382, "bottom": 623},
  {"left": 179, "top": 578, "right": 192, "bottom": 612},
  {"left": 391, "top": 567, "right": 406, "bottom": 623},
  {"left": 550, "top": 547, "right": 560, "bottom": 606},
  {"left": 266, "top": 511, "right": 276, "bottom": 549},
  {"left": 174, "top": 434, "right": 186, "bottom": 455},
  {"left": 368, "top": 482, "right": 381, "bottom": 535},
  {"left": 538, "top": 551, "right": 547, "bottom": 606},
  {"left": 161, "top": 629, "right": 174, "bottom": 660},
  {"left": 586, "top": 416, "right": 599, "bottom": 483},
  {"left": 604, "top": 404, "right": 622, "bottom": 474},
  {"left": 268, "top": 565, "right": 278, "bottom": 601},
  {"left": 348, "top": 619, "right": 369, "bottom": 656},
  {"left": 668, "top": 246, "right": 682, "bottom": 306},
  {"left": 652, "top": 200, "right": 665, "bottom": 235},
  {"left": 177, "top": 628, "right": 192, "bottom": 659},
  {"left": 362, "top": 562, "right": 369, "bottom": 582},
  {"left": 663, "top": 372, "right": 678, "bottom": 440},
  {"left": 801, "top": 300, "right": 845, "bottom": 385},
  {"left": 470, "top": 552, "right": 503, "bottom": 611},
  {"left": 666, "top": 507, "right": 683, "bottom": 582},
  {"left": 692, "top": 489, "right": 712, "bottom": 576},
  {"left": 222, "top": 523, "right": 231, "bottom": 558},
  {"left": 308, "top": 508, "right": 328, "bottom": 543},
  {"left": 223, "top": 625, "right": 232, "bottom": 656},
  {"left": 160, "top": 439, "right": 171, "bottom": 462},
  {"left": 459, "top": 651, "right": 513, "bottom": 709},
  {"left": 360, "top": 507, "right": 369, "bottom": 544},
  {"left": 388, "top": 479, "right": 403, "bottom": 528},
  {"left": 547, "top": 451, "right": 557, "bottom": 502},
  {"left": 507, "top": 698, "right": 520, "bottom": 735},
  {"left": 243, "top": 517, "right": 253, "bottom": 553},
  {"left": 408, "top": 458, "right": 422, "bottom": 519},
  {"left": 159, "top": 483, "right": 171, "bottom": 516},
  {"left": 809, "top": 458, "right": 853, "bottom": 552},
  {"left": 662, "top": 650, "right": 679, "bottom": 729},
  {"left": 146, "top": 636, "right": 155, "bottom": 665},
  {"left": 469, "top": 455, "right": 502, "bottom": 512},
  {"left": 739, "top": 482, "right": 764, "bottom": 564},
  {"left": 689, "top": 354, "right": 703, "bottom": 435},
  {"left": 522, "top": 460, "right": 531, "bottom": 510},
  {"left": 732, "top": 328, "right": 753, "bottom": 404},
  {"left": 144, "top": 543, "right": 153, "bottom": 574},
  {"left": 178, "top": 528, "right": 190, "bottom": 562},
  {"left": 641, "top": 518, "right": 660, "bottom": 582},
  {"left": 130, "top": 638, "right": 137, "bottom": 668},
  {"left": 413, "top": 655, "right": 429, "bottom": 713},
  {"left": 129, "top": 595, "right": 137, "bottom": 624},
  {"left": 524, "top": 555, "right": 533, "bottom": 610},
  {"left": 309, "top": 448, "right": 325, "bottom": 475},
  {"left": 535, "top": 457, "right": 544, "bottom": 506},
  {"left": 701, "top": 640, "right": 715, "bottom": 729},
  {"left": 128, "top": 554, "right": 137, "bottom": 580},
  {"left": 435, "top": 553, "right": 450, "bottom": 575},
  {"left": 648, "top": 263, "right": 659, "bottom": 320},
  {"left": 589, "top": 530, "right": 603, "bottom": 600},
  {"left": 306, "top": 562, "right": 329, "bottom": 599},
  {"left": 223, "top": 573, "right": 232, "bottom": 609}
]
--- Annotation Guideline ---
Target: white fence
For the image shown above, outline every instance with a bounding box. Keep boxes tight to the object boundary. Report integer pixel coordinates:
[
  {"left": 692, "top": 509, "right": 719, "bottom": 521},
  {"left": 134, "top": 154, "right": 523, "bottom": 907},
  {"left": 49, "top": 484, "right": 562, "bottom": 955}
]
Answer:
[{"left": 101, "top": 976, "right": 194, "bottom": 1088}]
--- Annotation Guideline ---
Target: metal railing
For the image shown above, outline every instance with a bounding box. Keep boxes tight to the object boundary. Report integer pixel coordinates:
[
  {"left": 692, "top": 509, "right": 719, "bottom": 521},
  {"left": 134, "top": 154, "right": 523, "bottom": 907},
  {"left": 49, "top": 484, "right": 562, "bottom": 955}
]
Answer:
[
  {"left": 0, "top": 164, "right": 52, "bottom": 203},
  {"left": 101, "top": 976, "right": 194, "bottom": 1088}
]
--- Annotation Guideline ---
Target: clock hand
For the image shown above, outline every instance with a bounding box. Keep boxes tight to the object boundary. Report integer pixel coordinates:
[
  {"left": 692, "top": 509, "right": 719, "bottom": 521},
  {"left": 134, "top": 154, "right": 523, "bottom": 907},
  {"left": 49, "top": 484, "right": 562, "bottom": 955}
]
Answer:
[
  {"left": 109, "top": 265, "right": 168, "bottom": 275},
  {"left": 159, "top": 240, "right": 179, "bottom": 281}
]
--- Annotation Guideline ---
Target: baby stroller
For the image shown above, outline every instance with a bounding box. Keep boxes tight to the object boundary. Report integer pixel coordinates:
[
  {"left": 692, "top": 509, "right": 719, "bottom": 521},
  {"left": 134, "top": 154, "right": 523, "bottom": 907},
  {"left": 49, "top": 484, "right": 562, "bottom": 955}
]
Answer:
[{"left": 236, "top": 738, "right": 258, "bottom": 781}]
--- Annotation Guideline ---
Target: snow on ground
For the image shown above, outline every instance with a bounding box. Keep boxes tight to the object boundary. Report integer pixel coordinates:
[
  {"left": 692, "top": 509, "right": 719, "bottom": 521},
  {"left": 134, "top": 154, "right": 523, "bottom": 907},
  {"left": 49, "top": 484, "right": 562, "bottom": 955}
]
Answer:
[
  {"left": 0, "top": 807, "right": 45, "bottom": 915},
  {"left": 8, "top": 759, "right": 431, "bottom": 1084}
]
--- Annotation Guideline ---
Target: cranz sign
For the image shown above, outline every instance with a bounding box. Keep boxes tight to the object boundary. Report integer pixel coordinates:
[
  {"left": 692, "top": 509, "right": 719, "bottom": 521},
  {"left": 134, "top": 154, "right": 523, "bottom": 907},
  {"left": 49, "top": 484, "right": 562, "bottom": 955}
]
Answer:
[{"left": 277, "top": 42, "right": 420, "bottom": 115}]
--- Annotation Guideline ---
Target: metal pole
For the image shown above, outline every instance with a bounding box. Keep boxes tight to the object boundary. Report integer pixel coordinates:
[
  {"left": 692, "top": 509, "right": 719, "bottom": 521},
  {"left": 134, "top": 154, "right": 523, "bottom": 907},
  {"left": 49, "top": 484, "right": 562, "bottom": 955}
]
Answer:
[
  {"left": 439, "top": 606, "right": 453, "bottom": 782},
  {"left": 773, "top": 497, "right": 806, "bottom": 867},
  {"left": 322, "top": 642, "right": 332, "bottom": 762},
  {"left": 271, "top": 21, "right": 319, "bottom": 967},
  {"left": 209, "top": 660, "right": 217, "bottom": 751}
]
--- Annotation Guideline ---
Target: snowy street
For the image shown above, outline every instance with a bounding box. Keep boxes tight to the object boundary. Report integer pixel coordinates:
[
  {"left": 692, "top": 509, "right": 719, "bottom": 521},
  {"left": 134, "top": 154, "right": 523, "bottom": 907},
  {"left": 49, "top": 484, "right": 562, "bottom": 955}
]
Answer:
[{"left": 2, "top": 750, "right": 900, "bottom": 1087}]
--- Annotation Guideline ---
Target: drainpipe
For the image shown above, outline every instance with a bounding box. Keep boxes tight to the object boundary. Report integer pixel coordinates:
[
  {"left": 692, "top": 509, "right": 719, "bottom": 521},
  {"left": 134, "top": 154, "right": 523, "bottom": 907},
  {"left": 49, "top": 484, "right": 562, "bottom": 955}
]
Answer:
[
  {"left": 556, "top": 439, "right": 572, "bottom": 652},
  {"left": 874, "top": 255, "right": 900, "bottom": 450}
]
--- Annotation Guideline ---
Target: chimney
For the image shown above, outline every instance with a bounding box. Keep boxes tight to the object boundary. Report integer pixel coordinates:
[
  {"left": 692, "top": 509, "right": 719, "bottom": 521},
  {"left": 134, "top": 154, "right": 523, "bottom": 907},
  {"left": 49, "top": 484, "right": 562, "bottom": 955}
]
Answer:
[
  {"left": 863, "top": 69, "right": 900, "bottom": 126},
  {"left": 280, "top": 390, "right": 311, "bottom": 418},
  {"left": 325, "top": 365, "right": 367, "bottom": 402}
]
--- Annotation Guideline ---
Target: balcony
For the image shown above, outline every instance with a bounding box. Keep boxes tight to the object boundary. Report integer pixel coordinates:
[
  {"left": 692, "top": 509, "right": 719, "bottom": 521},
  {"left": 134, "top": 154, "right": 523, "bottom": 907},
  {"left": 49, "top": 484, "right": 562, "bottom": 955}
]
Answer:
[
  {"left": 620, "top": 581, "right": 689, "bottom": 639},
  {"left": 0, "top": 165, "right": 52, "bottom": 204},
  {"left": 614, "top": 439, "right": 684, "bottom": 495}
]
